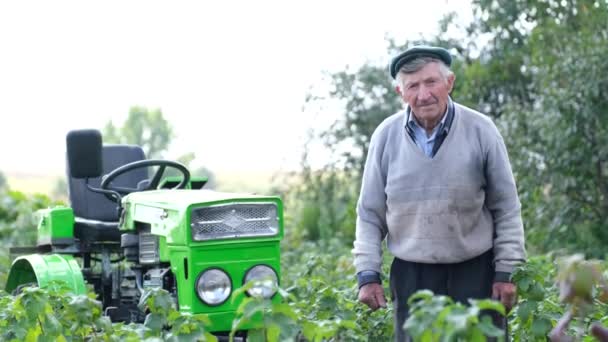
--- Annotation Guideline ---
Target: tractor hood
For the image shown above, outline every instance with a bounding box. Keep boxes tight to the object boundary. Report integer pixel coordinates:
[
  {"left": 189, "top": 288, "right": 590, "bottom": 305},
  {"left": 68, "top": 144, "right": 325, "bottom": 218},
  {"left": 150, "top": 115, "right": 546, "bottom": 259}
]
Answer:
[
  {"left": 123, "top": 189, "right": 278, "bottom": 209},
  {"left": 119, "top": 189, "right": 283, "bottom": 245}
]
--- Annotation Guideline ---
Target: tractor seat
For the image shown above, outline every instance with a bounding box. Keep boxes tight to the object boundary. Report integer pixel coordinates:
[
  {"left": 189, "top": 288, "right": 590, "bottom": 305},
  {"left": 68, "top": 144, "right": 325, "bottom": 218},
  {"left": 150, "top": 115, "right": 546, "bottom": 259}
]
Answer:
[{"left": 67, "top": 145, "right": 148, "bottom": 242}]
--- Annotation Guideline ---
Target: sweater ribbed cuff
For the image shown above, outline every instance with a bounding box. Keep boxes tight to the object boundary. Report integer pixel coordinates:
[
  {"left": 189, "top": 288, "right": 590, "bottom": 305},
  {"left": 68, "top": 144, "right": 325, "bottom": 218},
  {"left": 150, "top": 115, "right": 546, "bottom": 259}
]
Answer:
[
  {"left": 357, "top": 271, "right": 381, "bottom": 289},
  {"left": 494, "top": 271, "right": 512, "bottom": 283}
]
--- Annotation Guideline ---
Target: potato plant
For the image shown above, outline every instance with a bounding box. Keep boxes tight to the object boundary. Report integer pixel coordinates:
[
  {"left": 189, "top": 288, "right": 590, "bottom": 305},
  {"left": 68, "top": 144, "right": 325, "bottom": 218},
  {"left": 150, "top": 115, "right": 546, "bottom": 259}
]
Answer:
[{"left": 2, "top": 234, "right": 608, "bottom": 341}]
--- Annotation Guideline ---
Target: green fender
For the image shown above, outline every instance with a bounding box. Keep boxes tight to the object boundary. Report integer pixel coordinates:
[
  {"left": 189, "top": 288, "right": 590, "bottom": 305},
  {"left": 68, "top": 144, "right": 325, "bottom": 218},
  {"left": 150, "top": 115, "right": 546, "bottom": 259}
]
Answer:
[{"left": 5, "top": 254, "right": 86, "bottom": 295}]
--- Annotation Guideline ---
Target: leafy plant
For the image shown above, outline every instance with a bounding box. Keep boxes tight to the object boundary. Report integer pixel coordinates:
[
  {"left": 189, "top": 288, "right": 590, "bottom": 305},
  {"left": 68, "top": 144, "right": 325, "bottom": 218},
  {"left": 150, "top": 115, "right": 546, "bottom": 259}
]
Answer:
[
  {"left": 404, "top": 290, "right": 505, "bottom": 342},
  {"left": 511, "top": 255, "right": 608, "bottom": 341},
  {"left": 0, "top": 281, "right": 107, "bottom": 341},
  {"left": 0, "top": 285, "right": 216, "bottom": 342},
  {"left": 230, "top": 282, "right": 299, "bottom": 342},
  {"left": 548, "top": 255, "right": 608, "bottom": 341},
  {"left": 281, "top": 238, "right": 394, "bottom": 341}
]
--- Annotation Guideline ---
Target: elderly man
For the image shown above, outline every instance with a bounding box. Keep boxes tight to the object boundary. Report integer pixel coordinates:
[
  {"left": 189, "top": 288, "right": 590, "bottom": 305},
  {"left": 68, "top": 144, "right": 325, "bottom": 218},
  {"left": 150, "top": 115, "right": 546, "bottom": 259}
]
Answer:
[{"left": 352, "top": 45, "right": 526, "bottom": 340}]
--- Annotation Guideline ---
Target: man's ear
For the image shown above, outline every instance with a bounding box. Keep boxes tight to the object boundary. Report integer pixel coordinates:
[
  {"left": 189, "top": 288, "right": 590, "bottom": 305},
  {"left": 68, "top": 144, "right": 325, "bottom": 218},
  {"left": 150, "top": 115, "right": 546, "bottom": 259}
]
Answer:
[
  {"left": 447, "top": 73, "right": 456, "bottom": 93},
  {"left": 395, "top": 85, "right": 402, "bottom": 95}
]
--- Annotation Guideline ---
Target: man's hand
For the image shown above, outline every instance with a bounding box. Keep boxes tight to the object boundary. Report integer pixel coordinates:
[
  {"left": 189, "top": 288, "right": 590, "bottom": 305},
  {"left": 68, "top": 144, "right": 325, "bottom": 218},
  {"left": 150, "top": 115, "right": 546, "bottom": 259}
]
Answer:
[
  {"left": 358, "top": 283, "right": 387, "bottom": 311},
  {"left": 492, "top": 282, "right": 517, "bottom": 312}
]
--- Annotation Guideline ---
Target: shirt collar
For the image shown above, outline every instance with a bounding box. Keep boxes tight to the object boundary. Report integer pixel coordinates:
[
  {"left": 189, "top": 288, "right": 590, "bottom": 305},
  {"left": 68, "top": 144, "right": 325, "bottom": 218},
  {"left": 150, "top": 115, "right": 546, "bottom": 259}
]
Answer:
[{"left": 404, "top": 97, "right": 452, "bottom": 134}]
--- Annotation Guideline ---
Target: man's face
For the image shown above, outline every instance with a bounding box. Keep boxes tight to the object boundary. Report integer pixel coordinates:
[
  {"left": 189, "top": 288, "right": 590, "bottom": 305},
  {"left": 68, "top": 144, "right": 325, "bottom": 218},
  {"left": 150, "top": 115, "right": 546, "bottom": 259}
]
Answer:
[{"left": 397, "top": 62, "right": 455, "bottom": 124}]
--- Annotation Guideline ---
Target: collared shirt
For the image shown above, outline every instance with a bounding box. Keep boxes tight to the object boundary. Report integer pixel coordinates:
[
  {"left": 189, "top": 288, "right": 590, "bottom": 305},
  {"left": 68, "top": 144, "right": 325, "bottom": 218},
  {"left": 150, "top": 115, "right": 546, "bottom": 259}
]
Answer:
[
  {"left": 407, "top": 108, "right": 449, "bottom": 157},
  {"left": 404, "top": 99, "right": 453, "bottom": 158}
]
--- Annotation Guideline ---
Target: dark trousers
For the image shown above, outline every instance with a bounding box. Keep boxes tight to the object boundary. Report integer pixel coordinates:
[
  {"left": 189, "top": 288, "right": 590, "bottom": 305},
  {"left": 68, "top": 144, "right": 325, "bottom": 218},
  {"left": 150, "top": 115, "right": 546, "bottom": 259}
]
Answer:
[{"left": 390, "top": 249, "right": 496, "bottom": 341}]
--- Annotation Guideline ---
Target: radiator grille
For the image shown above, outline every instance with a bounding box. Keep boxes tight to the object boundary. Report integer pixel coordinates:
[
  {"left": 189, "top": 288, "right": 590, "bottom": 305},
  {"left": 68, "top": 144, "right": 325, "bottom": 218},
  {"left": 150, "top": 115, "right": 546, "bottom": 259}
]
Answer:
[
  {"left": 191, "top": 203, "right": 279, "bottom": 241},
  {"left": 139, "top": 233, "right": 160, "bottom": 264}
]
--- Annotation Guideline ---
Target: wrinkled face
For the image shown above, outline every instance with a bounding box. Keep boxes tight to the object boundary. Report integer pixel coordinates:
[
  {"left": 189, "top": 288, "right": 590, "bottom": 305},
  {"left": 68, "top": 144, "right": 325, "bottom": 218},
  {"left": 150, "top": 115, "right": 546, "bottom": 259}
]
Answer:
[{"left": 396, "top": 62, "right": 455, "bottom": 124}]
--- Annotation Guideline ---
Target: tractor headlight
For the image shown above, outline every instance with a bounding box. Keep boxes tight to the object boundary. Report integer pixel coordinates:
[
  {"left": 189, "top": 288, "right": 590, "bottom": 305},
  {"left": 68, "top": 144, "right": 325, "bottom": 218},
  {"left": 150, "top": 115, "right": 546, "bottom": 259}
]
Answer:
[
  {"left": 196, "top": 268, "right": 232, "bottom": 305},
  {"left": 191, "top": 202, "right": 279, "bottom": 241},
  {"left": 244, "top": 265, "right": 278, "bottom": 298}
]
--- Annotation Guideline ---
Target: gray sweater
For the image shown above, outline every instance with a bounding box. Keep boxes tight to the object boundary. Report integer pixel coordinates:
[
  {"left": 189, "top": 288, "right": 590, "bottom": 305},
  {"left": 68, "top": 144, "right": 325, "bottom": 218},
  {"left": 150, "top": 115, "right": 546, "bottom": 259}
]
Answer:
[{"left": 352, "top": 103, "right": 526, "bottom": 276}]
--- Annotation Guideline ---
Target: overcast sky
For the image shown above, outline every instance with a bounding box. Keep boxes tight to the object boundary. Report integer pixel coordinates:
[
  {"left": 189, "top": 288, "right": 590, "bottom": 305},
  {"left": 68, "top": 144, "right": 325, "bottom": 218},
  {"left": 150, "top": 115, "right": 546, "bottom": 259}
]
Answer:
[{"left": 0, "top": 0, "right": 471, "bottom": 176}]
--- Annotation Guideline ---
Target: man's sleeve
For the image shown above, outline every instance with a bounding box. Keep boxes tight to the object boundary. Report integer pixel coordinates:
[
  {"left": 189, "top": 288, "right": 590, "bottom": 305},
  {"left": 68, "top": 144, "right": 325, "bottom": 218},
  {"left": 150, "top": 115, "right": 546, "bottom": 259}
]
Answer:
[
  {"left": 352, "top": 130, "right": 389, "bottom": 279},
  {"left": 484, "top": 131, "right": 527, "bottom": 282}
]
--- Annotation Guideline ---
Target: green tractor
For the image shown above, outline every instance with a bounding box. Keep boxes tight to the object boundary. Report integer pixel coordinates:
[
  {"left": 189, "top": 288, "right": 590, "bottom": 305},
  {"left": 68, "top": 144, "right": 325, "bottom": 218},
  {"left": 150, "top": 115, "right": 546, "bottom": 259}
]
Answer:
[{"left": 5, "top": 129, "right": 283, "bottom": 339}]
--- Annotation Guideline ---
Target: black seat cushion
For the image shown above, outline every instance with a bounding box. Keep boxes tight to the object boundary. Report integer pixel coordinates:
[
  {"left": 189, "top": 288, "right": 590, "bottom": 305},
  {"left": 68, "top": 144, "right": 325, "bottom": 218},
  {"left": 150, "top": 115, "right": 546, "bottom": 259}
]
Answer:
[{"left": 68, "top": 145, "right": 147, "bottom": 242}]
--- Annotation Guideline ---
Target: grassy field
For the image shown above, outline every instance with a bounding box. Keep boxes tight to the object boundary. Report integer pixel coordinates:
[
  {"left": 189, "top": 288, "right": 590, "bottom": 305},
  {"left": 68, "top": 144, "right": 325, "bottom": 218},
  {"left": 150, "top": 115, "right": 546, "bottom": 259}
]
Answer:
[{"left": 6, "top": 173, "right": 59, "bottom": 195}]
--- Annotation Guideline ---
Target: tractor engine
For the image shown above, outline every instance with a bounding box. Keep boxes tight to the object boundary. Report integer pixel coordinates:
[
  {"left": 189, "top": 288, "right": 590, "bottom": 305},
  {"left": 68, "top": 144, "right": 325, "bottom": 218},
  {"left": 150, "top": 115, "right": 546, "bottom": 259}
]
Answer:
[{"left": 107, "top": 225, "right": 176, "bottom": 323}]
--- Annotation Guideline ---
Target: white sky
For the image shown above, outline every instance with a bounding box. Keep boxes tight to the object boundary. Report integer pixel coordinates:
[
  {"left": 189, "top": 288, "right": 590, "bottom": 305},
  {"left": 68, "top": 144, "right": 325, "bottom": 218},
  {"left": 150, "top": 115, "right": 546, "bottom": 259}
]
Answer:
[{"left": 0, "top": 0, "right": 472, "bottom": 176}]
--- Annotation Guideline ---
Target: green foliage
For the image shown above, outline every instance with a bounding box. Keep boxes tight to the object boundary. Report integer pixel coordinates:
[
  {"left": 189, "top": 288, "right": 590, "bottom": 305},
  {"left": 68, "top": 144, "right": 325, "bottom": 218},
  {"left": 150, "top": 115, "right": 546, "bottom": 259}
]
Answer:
[
  {"left": 101, "top": 107, "right": 216, "bottom": 189},
  {"left": 230, "top": 283, "right": 299, "bottom": 342},
  {"left": 0, "top": 285, "right": 217, "bottom": 342},
  {"left": 0, "top": 189, "right": 57, "bottom": 286},
  {"left": 51, "top": 178, "right": 68, "bottom": 202},
  {"left": 103, "top": 106, "right": 173, "bottom": 159},
  {"left": 282, "top": 170, "right": 358, "bottom": 243},
  {"left": 510, "top": 255, "right": 608, "bottom": 341},
  {"left": 404, "top": 290, "right": 505, "bottom": 341},
  {"left": 2, "top": 187, "right": 608, "bottom": 340},
  {"left": 478, "top": 0, "right": 608, "bottom": 256},
  {"left": 280, "top": 239, "right": 394, "bottom": 340},
  {"left": 0, "top": 171, "right": 6, "bottom": 190},
  {"left": 310, "top": 63, "right": 402, "bottom": 177},
  {"left": 0, "top": 282, "right": 109, "bottom": 341},
  {"left": 137, "top": 287, "right": 217, "bottom": 341},
  {"left": 0, "top": 189, "right": 54, "bottom": 243}
]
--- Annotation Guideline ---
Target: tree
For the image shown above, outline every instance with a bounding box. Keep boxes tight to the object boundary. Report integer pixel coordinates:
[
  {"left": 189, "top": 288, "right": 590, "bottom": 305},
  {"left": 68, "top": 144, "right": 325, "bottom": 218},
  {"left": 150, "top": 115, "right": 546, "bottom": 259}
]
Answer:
[
  {"left": 171, "top": 152, "right": 216, "bottom": 189},
  {"left": 57, "top": 106, "right": 172, "bottom": 201},
  {"left": 103, "top": 106, "right": 173, "bottom": 159},
  {"left": 299, "top": 0, "right": 608, "bottom": 253},
  {"left": 51, "top": 105, "right": 218, "bottom": 223},
  {"left": 51, "top": 177, "right": 67, "bottom": 202},
  {"left": 485, "top": 0, "right": 608, "bottom": 255},
  {"left": 0, "top": 171, "right": 6, "bottom": 190},
  {"left": 191, "top": 166, "right": 216, "bottom": 190}
]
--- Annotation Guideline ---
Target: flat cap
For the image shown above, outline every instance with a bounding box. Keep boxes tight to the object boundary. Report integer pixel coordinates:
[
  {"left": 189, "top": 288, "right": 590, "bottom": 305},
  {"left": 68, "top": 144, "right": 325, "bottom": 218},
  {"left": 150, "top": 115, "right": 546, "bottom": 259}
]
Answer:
[{"left": 389, "top": 45, "right": 452, "bottom": 79}]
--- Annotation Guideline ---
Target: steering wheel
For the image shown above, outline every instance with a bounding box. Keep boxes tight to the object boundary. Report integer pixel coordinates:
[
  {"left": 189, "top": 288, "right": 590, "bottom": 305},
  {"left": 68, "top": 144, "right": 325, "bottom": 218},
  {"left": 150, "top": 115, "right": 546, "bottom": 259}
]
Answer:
[{"left": 100, "top": 159, "right": 190, "bottom": 200}]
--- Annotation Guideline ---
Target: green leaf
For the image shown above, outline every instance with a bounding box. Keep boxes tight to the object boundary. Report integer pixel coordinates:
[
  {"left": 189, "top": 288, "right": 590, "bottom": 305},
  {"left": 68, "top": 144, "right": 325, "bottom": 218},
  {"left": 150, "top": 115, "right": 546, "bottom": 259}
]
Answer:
[
  {"left": 477, "top": 315, "right": 504, "bottom": 338},
  {"left": 144, "top": 313, "right": 166, "bottom": 333},
  {"left": 530, "top": 317, "right": 552, "bottom": 337},
  {"left": 339, "top": 319, "right": 357, "bottom": 330},
  {"left": 445, "top": 306, "right": 470, "bottom": 332},
  {"left": 37, "top": 334, "right": 58, "bottom": 342},
  {"left": 42, "top": 313, "right": 62, "bottom": 336},
  {"left": 241, "top": 298, "right": 269, "bottom": 319},
  {"left": 518, "top": 277, "right": 532, "bottom": 292},
  {"left": 517, "top": 300, "right": 537, "bottom": 323},
  {"left": 247, "top": 329, "right": 266, "bottom": 342},
  {"left": 472, "top": 299, "right": 506, "bottom": 316},
  {"left": 204, "top": 332, "right": 218, "bottom": 342},
  {"left": 269, "top": 303, "right": 298, "bottom": 320},
  {"left": 407, "top": 290, "right": 435, "bottom": 306},
  {"left": 469, "top": 327, "right": 486, "bottom": 342},
  {"left": 528, "top": 283, "right": 545, "bottom": 301},
  {"left": 266, "top": 324, "right": 281, "bottom": 342},
  {"left": 302, "top": 321, "right": 318, "bottom": 340},
  {"left": 24, "top": 327, "right": 40, "bottom": 342}
]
